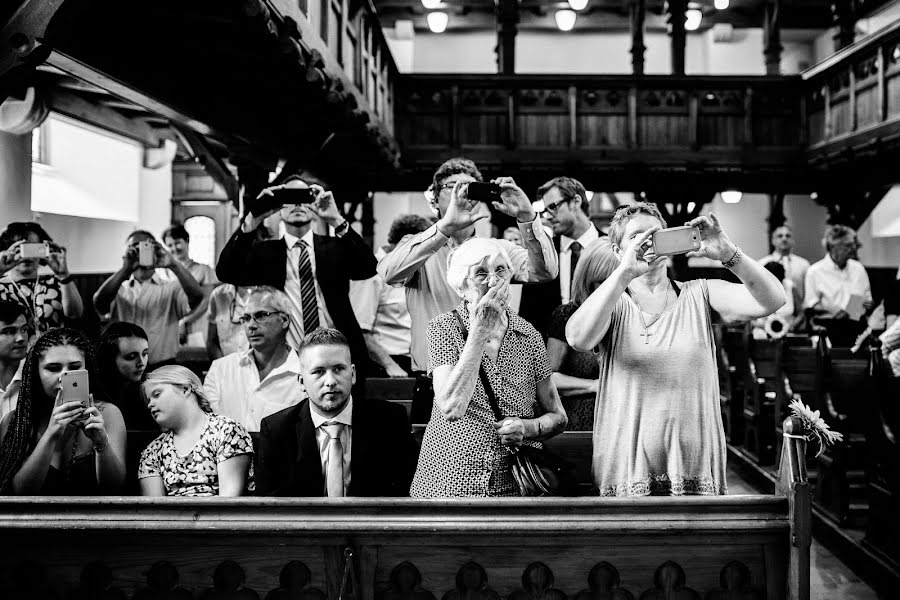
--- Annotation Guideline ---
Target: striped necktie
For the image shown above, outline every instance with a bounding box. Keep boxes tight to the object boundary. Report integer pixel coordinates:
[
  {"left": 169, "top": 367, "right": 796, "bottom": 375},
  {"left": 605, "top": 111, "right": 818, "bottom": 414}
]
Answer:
[{"left": 297, "top": 240, "right": 320, "bottom": 335}]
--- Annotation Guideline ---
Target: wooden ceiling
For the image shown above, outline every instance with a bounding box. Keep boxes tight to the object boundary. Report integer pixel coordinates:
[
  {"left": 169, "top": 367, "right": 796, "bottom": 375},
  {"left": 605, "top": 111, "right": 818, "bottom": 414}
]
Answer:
[{"left": 372, "top": 0, "right": 886, "bottom": 33}]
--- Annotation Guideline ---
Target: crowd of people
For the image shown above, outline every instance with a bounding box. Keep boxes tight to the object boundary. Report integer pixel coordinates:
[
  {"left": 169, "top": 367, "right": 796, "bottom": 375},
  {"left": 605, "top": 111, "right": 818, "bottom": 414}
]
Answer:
[{"left": 0, "top": 156, "right": 894, "bottom": 499}]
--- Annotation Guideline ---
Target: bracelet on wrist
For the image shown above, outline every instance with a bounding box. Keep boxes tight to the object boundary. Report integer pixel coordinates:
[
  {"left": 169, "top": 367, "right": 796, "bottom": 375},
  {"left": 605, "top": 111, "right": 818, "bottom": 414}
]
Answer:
[
  {"left": 722, "top": 246, "right": 743, "bottom": 269},
  {"left": 57, "top": 274, "right": 74, "bottom": 285}
]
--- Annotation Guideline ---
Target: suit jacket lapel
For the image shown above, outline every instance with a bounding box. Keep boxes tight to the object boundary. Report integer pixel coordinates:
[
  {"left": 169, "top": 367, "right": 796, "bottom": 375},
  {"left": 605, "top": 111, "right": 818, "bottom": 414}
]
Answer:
[{"left": 294, "top": 400, "right": 325, "bottom": 496}]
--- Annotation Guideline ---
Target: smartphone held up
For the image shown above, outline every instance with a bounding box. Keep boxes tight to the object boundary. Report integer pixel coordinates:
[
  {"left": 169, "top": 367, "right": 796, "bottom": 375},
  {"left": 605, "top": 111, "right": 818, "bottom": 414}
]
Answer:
[
  {"left": 651, "top": 226, "right": 701, "bottom": 257},
  {"left": 60, "top": 369, "right": 92, "bottom": 420},
  {"left": 17, "top": 242, "right": 50, "bottom": 260},
  {"left": 138, "top": 241, "right": 156, "bottom": 267},
  {"left": 464, "top": 182, "right": 501, "bottom": 203},
  {"left": 250, "top": 187, "right": 316, "bottom": 217}
]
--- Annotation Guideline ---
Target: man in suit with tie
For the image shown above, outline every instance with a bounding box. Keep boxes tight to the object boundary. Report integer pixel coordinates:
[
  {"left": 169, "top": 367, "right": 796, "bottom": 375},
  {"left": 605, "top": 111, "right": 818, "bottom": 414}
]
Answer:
[
  {"left": 215, "top": 177, "right": 376, "bottom": 382},
  {"left": 256, "top": 328, "right": 416, "bottom": 497},
  {"left": 518, "top": 176, "right": 601, "bottom": 338}
]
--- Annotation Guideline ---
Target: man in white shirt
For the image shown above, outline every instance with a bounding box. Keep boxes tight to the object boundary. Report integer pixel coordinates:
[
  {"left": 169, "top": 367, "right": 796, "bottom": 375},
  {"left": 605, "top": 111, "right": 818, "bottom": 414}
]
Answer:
[
  {"left": 0, "top": 301, "right": 28, "bottom": 420},
  {"left": 759, "top": 225, "right": 810, "bottom": 314},
  {"left": 804, "top": 225, "right": 872, "bottom": 346},
  {"left": 256, "top": 328, "right": 415, "bottom": 497},
  {"left": 203, "top": 286, "right": 303, "bottom": 432},
  {"left": 518, "top": 176, "right": 600, "bottom": 337}
]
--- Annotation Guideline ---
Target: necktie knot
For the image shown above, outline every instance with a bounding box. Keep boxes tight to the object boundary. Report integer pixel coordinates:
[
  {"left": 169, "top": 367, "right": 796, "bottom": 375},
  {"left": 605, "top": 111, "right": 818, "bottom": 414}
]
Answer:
[{"left": 322, "top": 422, "right": 342, "bottom": 439}]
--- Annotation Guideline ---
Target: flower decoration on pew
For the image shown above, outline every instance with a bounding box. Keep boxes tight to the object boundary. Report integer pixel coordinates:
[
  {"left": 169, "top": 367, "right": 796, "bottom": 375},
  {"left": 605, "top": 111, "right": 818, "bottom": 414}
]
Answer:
[{"left": 788, "top": 399, "right": 844, "bottom": 457}]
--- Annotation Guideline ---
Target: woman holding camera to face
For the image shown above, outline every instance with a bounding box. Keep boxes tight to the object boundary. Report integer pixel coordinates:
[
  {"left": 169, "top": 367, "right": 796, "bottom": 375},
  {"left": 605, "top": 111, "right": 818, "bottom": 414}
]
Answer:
[
  {"left": 566, "top": 203, "right": 785, "bottom": 496},
  {"left": 410, "top": 238, "right": 567, "bottom": 498},
  {"left": 0, "top": 222, "right": 84, "bottom": 334},
  {"left": 0, "top": 328, "right": 126, "bottom": 494}
]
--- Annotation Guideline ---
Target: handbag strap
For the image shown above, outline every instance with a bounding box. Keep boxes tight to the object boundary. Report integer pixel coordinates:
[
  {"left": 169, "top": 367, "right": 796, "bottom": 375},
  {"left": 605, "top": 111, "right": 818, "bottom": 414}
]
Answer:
[{"left": 453, "top": 309, "right": 504, "bottom": 422}]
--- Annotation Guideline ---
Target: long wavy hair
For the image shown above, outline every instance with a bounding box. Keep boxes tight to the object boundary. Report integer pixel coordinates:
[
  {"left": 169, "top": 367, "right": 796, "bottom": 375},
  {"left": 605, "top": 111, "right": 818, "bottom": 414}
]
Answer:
[{"left": 0, "top": 328, "right": 102, "bottom": 493}]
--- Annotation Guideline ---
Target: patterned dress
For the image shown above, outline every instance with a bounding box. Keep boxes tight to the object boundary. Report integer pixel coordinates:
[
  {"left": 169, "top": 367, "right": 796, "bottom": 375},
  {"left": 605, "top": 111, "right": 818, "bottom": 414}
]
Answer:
[
  {"left": 138, "top": 413, "right": 253, "bottom": 496},
  {"left": 410, "top": 302, "right": 552, "bottom": 497},
  {"left": 593, "top": 279, "right": 727, "bottom": 496},
  {"left": 0, "top": 274, "right": 66, "bottom": 333}
]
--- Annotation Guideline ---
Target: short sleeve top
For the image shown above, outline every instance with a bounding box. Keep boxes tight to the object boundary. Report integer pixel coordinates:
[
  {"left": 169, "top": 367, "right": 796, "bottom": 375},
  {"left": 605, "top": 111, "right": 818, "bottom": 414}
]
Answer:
[
  {"left": 137, "top": 413, "right": 253, "bottom": 496},
  {"left": 0, "top": 275, "right": 66, "bottom": 333}
]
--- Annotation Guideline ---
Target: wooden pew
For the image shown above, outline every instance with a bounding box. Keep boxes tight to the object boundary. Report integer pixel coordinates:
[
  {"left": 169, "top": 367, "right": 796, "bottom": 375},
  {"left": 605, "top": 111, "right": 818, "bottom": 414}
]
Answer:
[
  {"left": 543, "top": 431, "right": 593, "bottom": 493},
  {"left": 742, "top": 336, "right": 782, "bottom": 466},
  {"left": 718, "top": 322, "right": 749, "bottom": 445},
  {"left": 366, "top": 377, "right": 417, "bottom": 422},
  {"left": 0, "top": 420, "right": 811, "bottom": 600}
]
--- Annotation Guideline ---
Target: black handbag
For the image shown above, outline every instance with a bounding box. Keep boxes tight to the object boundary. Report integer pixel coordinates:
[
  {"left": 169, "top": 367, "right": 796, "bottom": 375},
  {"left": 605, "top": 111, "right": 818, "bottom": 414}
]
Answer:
[{"left": 453, "top": 310, "right": 575, "bottom": 496}]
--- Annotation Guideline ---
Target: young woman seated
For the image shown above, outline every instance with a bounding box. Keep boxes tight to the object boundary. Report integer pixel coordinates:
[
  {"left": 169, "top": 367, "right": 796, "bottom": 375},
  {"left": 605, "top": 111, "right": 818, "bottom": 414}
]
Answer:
[
  {"left": 0, "top": 328, "right": 127, "bottom": 494},
  {"left": 138, "top": 365, "right": 253, "bottom": 497},
  {"left": 96, "top": 321, "right": 157, "bottom": 431}
]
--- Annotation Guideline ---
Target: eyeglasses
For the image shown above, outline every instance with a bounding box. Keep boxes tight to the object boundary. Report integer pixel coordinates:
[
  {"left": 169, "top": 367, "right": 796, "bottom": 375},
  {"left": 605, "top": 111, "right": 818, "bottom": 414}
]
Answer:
[
  {"left": 541, "top": 198, "right": 571, "bottom": 215},
  {"left": 0, "top": 324, "right": 32, "bottom": 337},
  {"left": 438, "top": 180, "right": 468, "bottom": 193},
  {"left": 238, "top": 310, "right": 283, "bottom": 325},
  {"left": 467, "top": 266, "right": 512, "bottom": 284}
]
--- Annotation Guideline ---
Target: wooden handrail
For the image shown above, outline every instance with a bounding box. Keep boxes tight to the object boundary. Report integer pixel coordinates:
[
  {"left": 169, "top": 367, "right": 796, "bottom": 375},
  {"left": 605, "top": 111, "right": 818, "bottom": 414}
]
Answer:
[{"left": 803, "top": 18, "right": 900, "bottom": 79}]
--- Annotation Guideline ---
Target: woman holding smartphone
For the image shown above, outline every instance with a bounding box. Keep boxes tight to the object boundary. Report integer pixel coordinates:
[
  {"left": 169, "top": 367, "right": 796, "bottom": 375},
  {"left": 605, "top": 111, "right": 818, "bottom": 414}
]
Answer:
[
  {"left": 0, "top": 328, "right": 127, "bottom": 494},
  {"left": 0, "top": 222, "right": 84, "bottom": 334},
  {"left": 566, "top": 203, "right": 785, "bottom": 497}
]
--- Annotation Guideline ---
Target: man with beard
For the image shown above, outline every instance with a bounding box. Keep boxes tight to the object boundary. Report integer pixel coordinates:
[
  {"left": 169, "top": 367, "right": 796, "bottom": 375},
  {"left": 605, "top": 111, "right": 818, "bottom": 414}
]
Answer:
[
  {"left": 518, "top": 176, "right": 601, "bottom": 338},
  {"left": 256, "top": 328, "right": 416, "bottom": 497},
  {"left": 0, "top": 301, "right": 29, "bottom": 420},
  {"left": 215, "top": 176, "right": 376, "bottom": 382}
]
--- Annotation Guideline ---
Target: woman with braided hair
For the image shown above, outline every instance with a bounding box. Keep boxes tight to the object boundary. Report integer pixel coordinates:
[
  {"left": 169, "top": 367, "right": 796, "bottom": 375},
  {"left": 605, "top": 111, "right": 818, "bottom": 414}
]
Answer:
[{"left": 0, "top": 328, "right": 126, "bottom": 494}]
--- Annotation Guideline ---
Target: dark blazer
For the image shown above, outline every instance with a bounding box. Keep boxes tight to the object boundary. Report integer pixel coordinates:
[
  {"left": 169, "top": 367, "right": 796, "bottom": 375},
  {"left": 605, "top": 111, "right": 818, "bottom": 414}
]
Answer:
[
  {"left": 518, "top": 225, "right": 604, "bottom": 339},
  {"left": 215, "top": 226, "right": 376, "bottom": 377},
  {"left": 256, "top": 398, "right": 417, "bottom": 497}
]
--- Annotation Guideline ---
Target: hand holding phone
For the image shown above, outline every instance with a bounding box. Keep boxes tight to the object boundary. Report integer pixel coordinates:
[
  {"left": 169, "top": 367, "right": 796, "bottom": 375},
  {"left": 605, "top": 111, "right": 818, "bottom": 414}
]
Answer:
[
  {"left": 17, "top": 242, "right": 50, "bottom": 260},
  {"left": 250, "top": 187, "right": 315, "bottom": 217},
  {"left": 464, "top": 182, "right": 502, "bottom": 204},
  {"left": 60, "top": 369, "right": 91, "bottom": 422},
  {"left": 138, "top": 241, "right": 156, "bottom": 267},
  {"left": 651, "top": 226, "right": 701, "bottom": 256}
]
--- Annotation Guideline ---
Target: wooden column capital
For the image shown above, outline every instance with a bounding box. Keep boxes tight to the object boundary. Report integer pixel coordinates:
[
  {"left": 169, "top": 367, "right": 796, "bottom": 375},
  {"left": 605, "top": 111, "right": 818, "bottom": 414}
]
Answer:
[
  {"left": 495, "top": 0, "right": 519, "bottom": 75},
  {"left": 763, "top": 0, "right": 783, "bottom": 75},
  {"left": 667, "top": 0, "right": 688, "bottom": 75},
  {"left": 630, "top": 0, "right": 647, "bottom": 76}
]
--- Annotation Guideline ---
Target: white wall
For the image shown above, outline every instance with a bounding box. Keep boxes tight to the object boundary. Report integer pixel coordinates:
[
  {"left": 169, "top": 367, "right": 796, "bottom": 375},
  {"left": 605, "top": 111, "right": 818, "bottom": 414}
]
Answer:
[
  {"left": 0, "top": 132, "right": 33, "bottom": 225},
  {"left": 413, "top": 32, "right": 497, "bottom": 73}
]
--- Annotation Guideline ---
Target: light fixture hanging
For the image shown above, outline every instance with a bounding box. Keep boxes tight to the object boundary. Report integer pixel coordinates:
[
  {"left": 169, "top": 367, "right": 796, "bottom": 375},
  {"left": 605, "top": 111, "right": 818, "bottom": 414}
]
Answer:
[
  {"left": 421, "top": 0, "right": 441, "bottom": 9},
  {"left": 568, "top": 0, "right": 589, "bottom": 11},
  {"left": 685, "top": 8, "right": 703, "bottom": 31},
  {"left": 721, "top": 190, "right": 742, "bottom": 204},
  {"left": 427, "top": 11, "right": 449, "bottom": 33},
  {"left": 714, "top": 0, "right": 729, "bottom": 9},
  {"left": 555, "top": 9, "right": 577, "bottom": 32}
]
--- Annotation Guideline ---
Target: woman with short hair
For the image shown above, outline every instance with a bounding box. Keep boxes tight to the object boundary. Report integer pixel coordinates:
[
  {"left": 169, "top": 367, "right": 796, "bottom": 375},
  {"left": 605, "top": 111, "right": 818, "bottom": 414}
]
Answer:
[
  {"left": 139, "top": 365, "right": 253, "bottom": 496},
  {"left": 567, "top": 203, "right": 785, "bottom": 496},
  {"left": 410, "top": 238, "right": 567, "bottom": 497}
]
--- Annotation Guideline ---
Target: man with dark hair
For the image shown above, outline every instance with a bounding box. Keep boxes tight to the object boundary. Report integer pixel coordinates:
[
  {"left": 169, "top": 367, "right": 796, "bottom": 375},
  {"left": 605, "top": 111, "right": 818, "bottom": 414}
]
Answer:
[
  {"left": 94, "top": 231, "right": 204, "bottom": 369},
  {"left": 0, "top": 301, "right": 30, "bottom": 420},
  {"left": 378, "top": 157, "right": 558, "bottom": 421},
  {"left": 519, "top": 176, "right": 601, "bottom": 338},
  {"left": 256, "top": 328, "right": 416, "bottom": 497},
  {"left": 162, "top": 224, "right": 220, "bottom": 350},
  {"left": 216, "top": 178, "right": 376, "bottom": 384}
]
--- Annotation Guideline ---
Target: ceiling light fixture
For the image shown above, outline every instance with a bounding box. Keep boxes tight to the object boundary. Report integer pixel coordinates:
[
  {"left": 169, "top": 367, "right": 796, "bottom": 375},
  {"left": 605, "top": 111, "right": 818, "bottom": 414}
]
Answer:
[
  {"left": 427, "top": 11, "right": 448, "bottom": 33},
  {"left": 721, "top": 190, "right": 742, "bottom": 204},
  {"left": 685, "top": 8, "right": 703, "bottom": 31},
  {"left": 714, "top": 0, "right": 729, "bottom": 9},
  {"left": 421, "top": 0, "right": 441, "bottom": 9},
  {"left": 555, "top": 9, "right": 577, "bottom": 32},
  {"left": 568, "top": 0, "right": 589, "bottom": 10}
]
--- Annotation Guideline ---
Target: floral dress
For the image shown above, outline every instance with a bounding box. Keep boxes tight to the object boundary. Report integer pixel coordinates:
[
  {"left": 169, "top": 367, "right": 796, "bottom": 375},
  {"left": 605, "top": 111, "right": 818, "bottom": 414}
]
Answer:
[
  {"left": 138, "top": 413, "right": 254, "bottom": 496},
  {"left": 0, "top": 274, "right": 65, "bottom": 333}
]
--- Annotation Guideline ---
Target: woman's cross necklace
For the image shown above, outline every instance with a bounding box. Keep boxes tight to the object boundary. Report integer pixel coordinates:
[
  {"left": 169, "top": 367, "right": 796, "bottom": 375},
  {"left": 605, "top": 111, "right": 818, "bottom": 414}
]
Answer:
[{"left": 629, "top": 284, "right": 672, "bottom": 344}]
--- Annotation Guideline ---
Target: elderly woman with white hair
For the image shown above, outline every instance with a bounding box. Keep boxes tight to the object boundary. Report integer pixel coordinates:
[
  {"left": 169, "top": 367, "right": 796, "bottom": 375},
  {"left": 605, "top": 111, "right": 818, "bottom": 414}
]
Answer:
[
  {"left": 410, "top": 238, "right": 568, "bottom": 497},
  {"left": 138, "top": 365, "right": 253, "bottom": 497}
]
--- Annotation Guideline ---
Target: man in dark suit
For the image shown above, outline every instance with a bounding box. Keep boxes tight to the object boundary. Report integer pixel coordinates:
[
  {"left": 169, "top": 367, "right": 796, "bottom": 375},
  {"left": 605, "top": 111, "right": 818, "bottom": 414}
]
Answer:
[
  {"left": 518, "top": 176, "right": 602, "bottom": 338},
  {"left": 216, "top": 177, "right": 376, "bottom": 380},
  {"left": 256, "top": 328, "right": 416, "bottom": 497}
]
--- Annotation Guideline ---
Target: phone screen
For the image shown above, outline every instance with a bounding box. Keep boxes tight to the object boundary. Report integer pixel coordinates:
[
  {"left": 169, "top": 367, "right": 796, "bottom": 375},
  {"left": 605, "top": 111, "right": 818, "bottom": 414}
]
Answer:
[{"left": 465, "top": 182, "right": 501, "bottom": 203}]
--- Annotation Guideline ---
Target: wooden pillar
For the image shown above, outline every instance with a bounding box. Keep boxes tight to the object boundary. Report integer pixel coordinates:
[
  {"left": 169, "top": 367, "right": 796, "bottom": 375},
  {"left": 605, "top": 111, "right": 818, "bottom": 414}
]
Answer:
[
  {"left": 496, "top": 0, "right": 519, "bottom": 75},
  {"left": 763, "top": 0, "right": 783, "bottom": 75},
  {"left": 831, "top": 0, "right": 856, "bottom": 51},
  {"left": 767, "top": 193, "right": 786, "bottom": 250},
  {"left": 630, "top": 0, "right": 646, "bottom": 76},
  {"left": 667, "top": 0, "right": 688, "bottom": 75}
]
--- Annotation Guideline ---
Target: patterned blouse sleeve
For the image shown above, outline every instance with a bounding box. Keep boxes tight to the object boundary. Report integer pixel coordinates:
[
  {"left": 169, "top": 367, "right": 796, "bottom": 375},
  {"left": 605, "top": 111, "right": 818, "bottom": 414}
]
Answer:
[
  {"left": 528, "top": 328, "right": 553, "bottom": 382},
  {"left": 137, "top": 437, "right": 163, "bottom": 479},
  {"left": 214, "top": 417, "right": 254, "bottom": 463},
  {"left": 427, "top": 313, "right": 460, "bottom": 376}
]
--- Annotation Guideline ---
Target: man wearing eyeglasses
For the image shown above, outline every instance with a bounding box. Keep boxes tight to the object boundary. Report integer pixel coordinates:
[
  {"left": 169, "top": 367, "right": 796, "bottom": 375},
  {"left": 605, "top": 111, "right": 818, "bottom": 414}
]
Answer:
[
  {"left": 0, "top": 301, "right": 30, "bottom": 420},
  {"left": 202, "top": 286, "right": 304, "bottom": 432},
  {"left": 518, "top": 176, "right": 601, "bottom": 339},
  {"left": 378, "top": 157, "right": 558, "bottom": 423}
]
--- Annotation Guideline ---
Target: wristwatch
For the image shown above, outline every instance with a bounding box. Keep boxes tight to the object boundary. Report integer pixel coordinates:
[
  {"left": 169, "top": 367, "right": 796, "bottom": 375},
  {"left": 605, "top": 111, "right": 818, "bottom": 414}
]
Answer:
[{"left": 334, "top": 219, "right": 350, "bottom": 237}]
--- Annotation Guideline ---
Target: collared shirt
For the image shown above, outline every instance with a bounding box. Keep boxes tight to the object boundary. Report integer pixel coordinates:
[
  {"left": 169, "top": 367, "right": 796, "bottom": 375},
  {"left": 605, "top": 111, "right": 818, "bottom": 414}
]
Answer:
[
  {"left": 161, "top": 258, "right": 220, "bottom": 343},
  {"left": 203, "top": 347, "right": 304, "bottom": 432},
  {"left": 110, "top": 273, "right": 191, "bottom": 364},
  {"left": 377, "top": 216, "right": 558, "bottom": 372},
  {"left": 804, "top": 255, "right": 872, "bottom": 318},
  {"left": 760, "top": 251, "right": 811, "bottom": 302},
  {"left": 350, "top": 249, "right": 411, "bottom": 357},
  {"left": 207, "top": 284, "right": 250, "bottom": 357},
  {"left": 559, "top": 226, "right": 600, "bottom": 304},
  {"left": 283, "top": 230, "right": 334, "bottom": 350},
  {"left": 310, "top": 396, "right": 353, "bottom": 496},
  {"left": 0, "top": 359, "right": 23, "bottom": 421}
]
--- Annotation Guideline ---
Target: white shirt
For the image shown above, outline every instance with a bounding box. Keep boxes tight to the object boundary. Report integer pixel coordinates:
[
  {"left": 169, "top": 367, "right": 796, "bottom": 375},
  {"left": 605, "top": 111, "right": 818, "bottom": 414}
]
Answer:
[
  {"left": 110, "top": 273, "right": 191, "bottom": 365},
  {"left": 310, "top": 396, "right": 353, "bottom": 496},
  {"left": 203, "top": 347, "right": 304, "bottom": 432},
  {"left": 559, "top": 226, "right": 600, "bottom": 304},
  {"left": 804, "top": 255, "right": 872, "bottom": 318},
  {"left": 283, "top": 230, "right": 334, "bottom": 350},
  {"left": 760, "top": 251, "right": 811, "bottom": 300},
  {"left": 0, "top": 360, "right": 23, "bottom": 421},
  {"left": 349, "top": 249, "right": 412, "bottom": 357}
]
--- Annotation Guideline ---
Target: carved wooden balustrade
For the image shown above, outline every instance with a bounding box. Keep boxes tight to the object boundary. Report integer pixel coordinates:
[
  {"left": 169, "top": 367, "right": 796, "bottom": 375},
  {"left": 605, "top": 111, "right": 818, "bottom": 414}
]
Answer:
[{"left": 0, "top": 420, "right": 810, "bottom": 600}]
